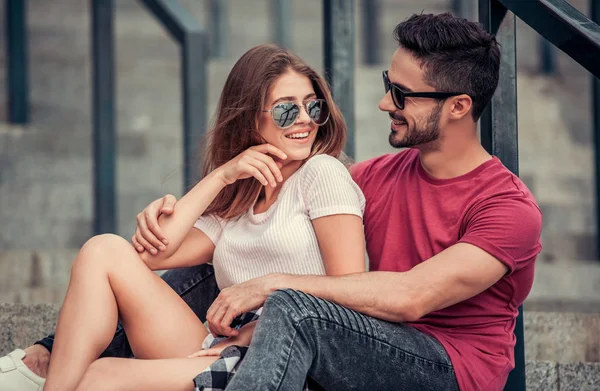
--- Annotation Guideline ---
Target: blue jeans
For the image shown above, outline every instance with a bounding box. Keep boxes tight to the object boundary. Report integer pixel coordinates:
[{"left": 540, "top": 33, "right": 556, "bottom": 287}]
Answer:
[
  {"left": 226, "top": 289, "right": 459, "bottom": 391},
  {"left": 35, "top": 264, "right": 219, "bottom": 358},
  {"left": 36, "top": 269, "right": 458, "bottom": 390}
]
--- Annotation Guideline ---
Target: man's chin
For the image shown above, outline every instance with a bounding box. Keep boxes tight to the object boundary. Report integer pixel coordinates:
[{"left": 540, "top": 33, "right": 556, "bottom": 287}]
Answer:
[{"left": 389, "top": 131, "right": 408, "bottom": 149}]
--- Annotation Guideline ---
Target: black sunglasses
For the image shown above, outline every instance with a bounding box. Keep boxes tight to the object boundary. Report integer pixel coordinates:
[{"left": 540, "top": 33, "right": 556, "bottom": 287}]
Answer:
[
  {"left": 262, "top": 99, "right": 330, "bottom": 129},
  {"left": 383, "top": 70, "right": 466, "bottom": 110}
]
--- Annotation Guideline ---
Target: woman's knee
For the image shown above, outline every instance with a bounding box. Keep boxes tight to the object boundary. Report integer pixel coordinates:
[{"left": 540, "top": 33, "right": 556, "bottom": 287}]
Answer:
[
  {"left": 73, "top": 234, "right": 134, "bottom": 272},
  {"left": 82, "top": 234, "right": 131, "bottom": 255}
]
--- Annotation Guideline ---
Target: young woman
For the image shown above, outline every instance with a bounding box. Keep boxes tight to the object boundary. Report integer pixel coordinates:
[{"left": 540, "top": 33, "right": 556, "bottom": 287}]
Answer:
[{"left": 42, "top": 44, "right": 366, "bottom": 391}]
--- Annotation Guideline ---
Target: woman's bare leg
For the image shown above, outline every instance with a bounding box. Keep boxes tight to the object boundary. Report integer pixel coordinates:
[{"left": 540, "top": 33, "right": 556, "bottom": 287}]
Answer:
[
  {"left": 43, "top": 234, "right": 209, "bottom": 391},
  {"left": 74, "top": 356, "right": 220, "bottom": 391}
]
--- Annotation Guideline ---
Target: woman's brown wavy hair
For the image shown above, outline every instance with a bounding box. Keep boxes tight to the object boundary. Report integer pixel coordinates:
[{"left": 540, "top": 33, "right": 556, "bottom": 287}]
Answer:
[{"left": 201, "top": 44, "right": 347, "bottom": 219}]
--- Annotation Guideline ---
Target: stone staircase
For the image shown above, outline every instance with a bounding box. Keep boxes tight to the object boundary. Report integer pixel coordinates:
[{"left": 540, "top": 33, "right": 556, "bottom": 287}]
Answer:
[
  {"left": 516, "top": 74, "right": 598, "bottom": 262},
  {"left": 0, "top": 0, "right": 597, "bottom": 262},
  {"left": 0, "top": 250, "right": 75, "bottom": 305},
  {"left": 1, "top": 0, "right": 600, "bottom": 389}
]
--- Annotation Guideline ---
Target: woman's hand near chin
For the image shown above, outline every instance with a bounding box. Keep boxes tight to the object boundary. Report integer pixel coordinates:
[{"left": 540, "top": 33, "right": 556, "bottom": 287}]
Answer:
[{"left": 213, "top": 144, "right": 287, "bottom": 188}]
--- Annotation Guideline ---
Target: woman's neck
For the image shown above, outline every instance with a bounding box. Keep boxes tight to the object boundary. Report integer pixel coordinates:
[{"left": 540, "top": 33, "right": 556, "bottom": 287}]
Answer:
[{"left": 259, "top": 159, "right": 304, "bottom": 206}]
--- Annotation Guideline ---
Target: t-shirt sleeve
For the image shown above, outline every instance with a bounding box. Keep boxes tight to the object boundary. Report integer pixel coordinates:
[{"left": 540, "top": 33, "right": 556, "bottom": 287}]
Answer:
[
  {"left": 349, "top": 159, "right": 369, "bottom": 189},
  {"left": 193, "top": 213, "right": 224, "bottom": 246},
  {"left": 300, "top": 155, "right": 366, "bottom": 220},
  {"left": 458, "top": 196, "right": 542, "bottom": 273}
]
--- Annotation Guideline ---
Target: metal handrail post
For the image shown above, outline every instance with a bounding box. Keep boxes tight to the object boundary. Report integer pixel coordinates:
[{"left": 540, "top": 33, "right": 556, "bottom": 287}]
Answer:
[
  {"left": 5, "top": 0, "right": 29, "bottom": 124},
  {"left": 323, "top": 0, "right": 355, "bottom": 159},
  {"left": 479, "top": 1, "right": 524, "bottom": 390},
  {"left": 272, "top": 0, "right": 292, "bottom": 49},
  {"left": 592, "top": 0, "right": 600, "bottom": 260},
  {"left": 91, "top": 0, "right": 117, "bottom": 235}
]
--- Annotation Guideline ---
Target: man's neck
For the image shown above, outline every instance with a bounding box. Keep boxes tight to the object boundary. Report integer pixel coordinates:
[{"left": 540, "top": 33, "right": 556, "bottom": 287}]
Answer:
[{"left": 417, "top": 134, "right": 492, "bottom": 180}]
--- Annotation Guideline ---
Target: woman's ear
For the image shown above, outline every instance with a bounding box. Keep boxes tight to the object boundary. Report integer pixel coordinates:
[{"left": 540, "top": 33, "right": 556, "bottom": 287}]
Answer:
[{"left": 254, "top": 118, "right": 261, "bottom": 133}]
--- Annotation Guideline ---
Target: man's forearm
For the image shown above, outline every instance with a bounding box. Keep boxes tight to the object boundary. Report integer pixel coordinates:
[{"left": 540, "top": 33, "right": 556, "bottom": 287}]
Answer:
[
  {"left": 147, "top": 171, "right": 226, "bottom": 261},
  {"left": 265, "top": 243, "right": 515, "bottom": 325},
  {"left": 268, "top": 272, "right": 418, "bottom": 323}
]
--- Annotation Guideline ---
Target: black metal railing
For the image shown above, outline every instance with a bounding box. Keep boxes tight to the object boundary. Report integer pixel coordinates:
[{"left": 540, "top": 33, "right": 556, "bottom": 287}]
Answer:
[
  {"left": 91, "top": 0, "right": 208, "bottom": 234},
  {"left": 323, "top": 0, "right": 355, "bottom": 159},
  {"left": 139, "top": 0, "right": 208, "bottom": 190},
  {"left": 595, "top": 0, "right": 600, "bottom": 262},
  {"left": 3, "top": 0, "right": 354, "bottom": 234},
  {"left": 271, "top": 0, "right": 292, "bottom": 49},
  {"left": 479, "top": 1, "right": 600, "bottom": 390},
  {"left": 4, "top": 0, "right": 29, "bottom": 124},
  {"left": 91, "top": 0, "right": 117, "bottom": 235}
]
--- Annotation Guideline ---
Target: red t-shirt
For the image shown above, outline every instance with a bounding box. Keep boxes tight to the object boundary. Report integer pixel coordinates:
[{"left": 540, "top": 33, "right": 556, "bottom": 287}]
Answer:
[{"left": 351, "top": 149, "right": 542, "bottom": 391}]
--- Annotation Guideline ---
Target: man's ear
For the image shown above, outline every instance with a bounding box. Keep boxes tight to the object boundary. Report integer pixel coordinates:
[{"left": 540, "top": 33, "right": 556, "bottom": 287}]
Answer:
[{"left": 448, "top": 95, "right": 473, "bottom": 121}]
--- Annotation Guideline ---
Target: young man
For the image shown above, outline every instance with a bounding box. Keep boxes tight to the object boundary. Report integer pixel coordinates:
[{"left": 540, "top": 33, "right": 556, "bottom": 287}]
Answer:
[
  {"left": 0, "top": 13, "right": 541, "bottom": 391},
  {"left": 204, "top": 13, "right": 542, "bottom": 391}
]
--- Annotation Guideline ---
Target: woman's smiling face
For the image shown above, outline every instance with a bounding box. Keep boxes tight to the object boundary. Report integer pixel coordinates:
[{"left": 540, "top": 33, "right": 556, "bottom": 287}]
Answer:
[{"left": 258, "top": 70, "right": 319, "bottom": 163}]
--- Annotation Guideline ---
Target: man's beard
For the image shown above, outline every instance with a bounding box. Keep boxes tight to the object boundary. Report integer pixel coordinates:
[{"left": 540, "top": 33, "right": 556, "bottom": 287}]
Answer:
[{"left": 388, "top": 103, "right": 443, "bottom": 149}]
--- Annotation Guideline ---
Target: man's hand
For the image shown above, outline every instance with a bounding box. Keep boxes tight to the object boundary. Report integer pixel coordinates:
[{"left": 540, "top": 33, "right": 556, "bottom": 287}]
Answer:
[
  {"left": 131, "top": 194, "right": 178, "bottom": 255},
  {"left": 206, "top": 275, "right": 281, "bottom": 337},
  {"left": 22, "top": 345, "right": 51, "bottom": 378}
]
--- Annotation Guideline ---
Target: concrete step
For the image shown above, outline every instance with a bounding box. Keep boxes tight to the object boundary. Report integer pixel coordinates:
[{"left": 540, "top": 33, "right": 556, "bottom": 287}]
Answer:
[
  {"left": 538, "top": 203, "right": 595, "bottom": 234},
  {"left": 537, "top": 233, "right": 598, "bottom": 262},
  {"left": 524, "top": 312, "right": 600, "bottom": 363},
  {"left": 0, "top": 304, "right": 598, "bottom": 390},
  {"left": 527, "top": 360, "right": 600, "bottom": 391},
  {"left": 0, "top": 250, "right": 76, "bottom": 304},
  {"left": 0, "top": 303, "right": 58, "bottom": 356},
  {"left": 525, "top": 260, "right": 600, "bottom": 312}
]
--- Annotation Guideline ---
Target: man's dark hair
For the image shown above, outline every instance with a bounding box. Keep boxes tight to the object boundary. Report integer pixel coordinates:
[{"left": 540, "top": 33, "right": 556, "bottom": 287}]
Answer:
[{"left": 393, "top": 12, "right": 500, "bottom": 121}]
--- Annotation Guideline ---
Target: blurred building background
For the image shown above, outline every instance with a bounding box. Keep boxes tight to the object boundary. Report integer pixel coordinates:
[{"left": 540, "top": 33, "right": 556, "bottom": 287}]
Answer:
[{"left": 0, "top": 0, "right": 599, "bottom": 388}]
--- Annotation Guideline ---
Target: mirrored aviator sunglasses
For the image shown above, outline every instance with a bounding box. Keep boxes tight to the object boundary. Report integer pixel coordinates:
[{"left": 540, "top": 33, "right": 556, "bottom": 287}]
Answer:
[{"left": 263, "top": 99, "right": 330, "bottom": 129}]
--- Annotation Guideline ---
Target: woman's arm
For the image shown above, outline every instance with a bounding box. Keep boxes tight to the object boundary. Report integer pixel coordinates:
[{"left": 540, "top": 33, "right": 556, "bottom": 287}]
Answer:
[
  {"left": 139, "top": 226, "right": 215, "bottom": 271},
  {"left": 312, "top": 214, "right": 366, "bottom": 275},
  {"left": 299, "top": 155, "right": 366, "bottom": 276},
  {"left": 139, "top": 144, "right": 287, "bottom": 265},
  {"left": 141, "top": 170, "right": 226, "bottom": 264},
  {"left": 203, "top": 214, "right": 366, "bottom": 337},
  {"left": 197, "top": 214, "right": 366, "bottom": 341}
]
